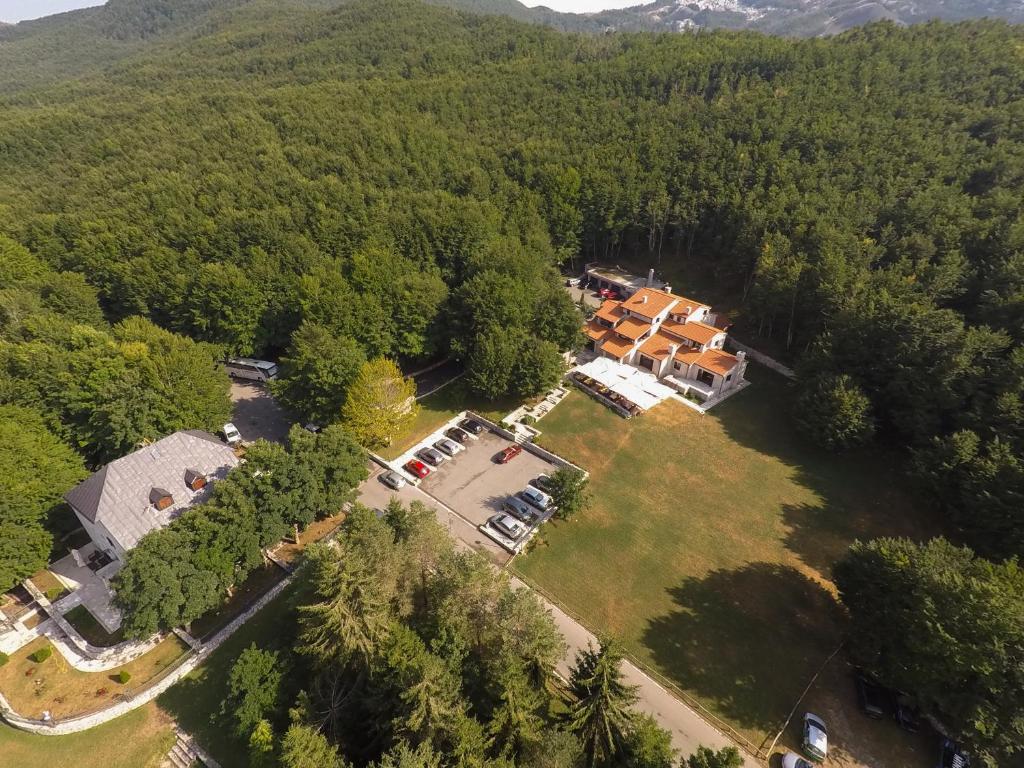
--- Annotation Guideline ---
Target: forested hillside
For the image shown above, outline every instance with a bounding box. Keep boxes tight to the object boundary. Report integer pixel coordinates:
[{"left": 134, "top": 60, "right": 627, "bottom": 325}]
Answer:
[
  {"left": 2, "top": 0, "right": 1024, "bottom": 762},
  {"left": 1, "top": 2, "right": 1023, "bottom": 555}
]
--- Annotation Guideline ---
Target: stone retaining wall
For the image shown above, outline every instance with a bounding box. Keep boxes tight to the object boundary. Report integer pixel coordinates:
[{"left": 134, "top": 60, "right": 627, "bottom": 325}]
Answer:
[
  {"left": 728, "top": 339, "right": 796, "bottom": 379},
  {"left": 0, "top": 569, "right": 296, "bottom": 735}
]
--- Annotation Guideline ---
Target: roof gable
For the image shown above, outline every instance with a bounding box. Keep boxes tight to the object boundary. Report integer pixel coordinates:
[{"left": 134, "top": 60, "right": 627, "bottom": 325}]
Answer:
[{"left": 64, "top": 431, "right": 239, "bottom": 552}]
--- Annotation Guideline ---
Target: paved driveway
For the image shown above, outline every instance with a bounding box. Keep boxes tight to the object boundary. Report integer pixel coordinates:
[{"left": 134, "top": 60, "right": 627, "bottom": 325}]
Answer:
[
  {"left": 419, "top": 432, "right": 556, "bottom": 527},
  {"left": 229, "top": 381, "right": 293, "bottom": 444},
  {"left": 358, "top": 462, "right": 511, "bottom": 566}
]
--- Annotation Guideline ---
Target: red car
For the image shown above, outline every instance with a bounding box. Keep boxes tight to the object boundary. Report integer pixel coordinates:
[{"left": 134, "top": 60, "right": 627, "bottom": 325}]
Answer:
[
  {"left": 404, "top": 459, "right": 430, "bottom": 479},
  {"left": 598, "top": 287, "right": 621, "bottom": 300},
  {"left": 496, "top": 444, "right": 522, "bottom": 464}
]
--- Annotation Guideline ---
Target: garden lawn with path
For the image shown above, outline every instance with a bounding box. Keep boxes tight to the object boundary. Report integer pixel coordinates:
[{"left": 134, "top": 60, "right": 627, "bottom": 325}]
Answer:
[
  {"left": 0, "top": 702, "right": 174, "bottom": 768},
  {"left": 513, "top": 365, "right": 939, "bottom": 766},
  {"left": 0, "top": 635, "right": 188, "bottom": 720}
]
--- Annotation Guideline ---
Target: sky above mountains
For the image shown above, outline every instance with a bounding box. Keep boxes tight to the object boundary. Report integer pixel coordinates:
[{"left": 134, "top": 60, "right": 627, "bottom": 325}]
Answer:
[
  {"left": 0, "top": 0, "right": 100, "bottom": 22},
  {"left": 0, "top": 0, "right": 637, "bottom": 23}
]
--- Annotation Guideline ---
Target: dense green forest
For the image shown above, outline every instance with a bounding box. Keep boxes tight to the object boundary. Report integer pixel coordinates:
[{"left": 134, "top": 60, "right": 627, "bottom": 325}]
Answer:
[
  {"left": 2, "top": 0, "right": 1024, "bottom": 761},
  {"left": 4, "top": 0, "right": 1023, "bottom": 555}
]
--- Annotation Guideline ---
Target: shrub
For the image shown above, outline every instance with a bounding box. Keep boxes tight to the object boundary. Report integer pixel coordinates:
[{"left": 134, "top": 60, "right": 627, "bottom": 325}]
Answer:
[
  {"left": 520, "top": 415, "right": 536, "bottom": 426},
  {"left": 45, "top": 586, "right": 62, "bottom": 602},
  {"left": 95, "top": 687, "right": 108, "bottom": 696},
  {"left": 30, "top": 646, "right": 52, "bottom": 664},
  {"left": 0, "top": 652, "right": 8, "bottom": 666},
  {"left": 117, "top": 670, "right": 131, "bottom": 684}
]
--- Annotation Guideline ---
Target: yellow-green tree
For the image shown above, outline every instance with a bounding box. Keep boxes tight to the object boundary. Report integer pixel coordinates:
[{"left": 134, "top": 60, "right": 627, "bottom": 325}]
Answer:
[{"left": 341, "top": 358, "right": 418, "bottom": 449}]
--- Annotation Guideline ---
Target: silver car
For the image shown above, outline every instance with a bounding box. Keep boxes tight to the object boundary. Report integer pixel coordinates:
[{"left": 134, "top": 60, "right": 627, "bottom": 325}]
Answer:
[
  {"left": 379, "top": 471, "right": 406, "bottom": 490},
  {"left": 433, "top": 437, "right": 464, "bottom": 457},
  {"left": 782, "top": 753, "right": 814, "bottom": 768},
  {"left": 520, "top": 486, "right": 553, "bottom": 511},
  {"left": 490, "top": 513, "right": 526, "bottom": 540}
]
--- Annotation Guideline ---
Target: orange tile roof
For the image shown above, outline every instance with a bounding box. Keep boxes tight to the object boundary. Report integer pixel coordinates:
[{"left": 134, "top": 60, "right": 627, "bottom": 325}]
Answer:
[
  {"left": 694, "top": 349, "right": 740, "bottom": 377},
  {"left": 599, "top": 334, "right": 636, "bottom": 359},
  {"left": 667, "top": 295, "right": 711, "bottom": 317},
  {"left": 674, "top": 349, "right": 702, "bottom": 367},
  {"left": 584, "top": 320, "right": 611, "bottom": 342},
  {"left": 638, "top": 332, "right": 677, "bottom": 361},
  {"left": 662, "top": 320, "right": 721, "bottom": 346},
  {"left": 593, "top": 300, "right": 625, "bottom": 324},
  {"left": 621, "top": 288, "right": 678, "bottom": 319},
  {"left": 613, "top": 316, "right": 652, "bottom": 341}
]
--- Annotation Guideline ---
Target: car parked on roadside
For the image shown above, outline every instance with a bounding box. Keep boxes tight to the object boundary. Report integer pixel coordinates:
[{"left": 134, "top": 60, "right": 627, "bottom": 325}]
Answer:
[
  {"left": 855, "top": 672, "right": 889, "bottom": 719},
  {"left": 379, "top": 471, "right": 406, "bottom": 490},
  {"left": 782, "top": 753, "right": 814, "bottom": 768},
  {"left": 496, "top": 444, "right": 522, "bottom": 464},
  {"left": 433, "top": 437, "right": 464, "bottom": 457},
  {"left": 565, "top": 276, "right": 581, "bottom": 287},
  {"left": 520, "top": 486, "right": 553, "bottom": 511},
  {"left": 802, "top": 713, "right": 828, "bottom": 762},
  {"left": 445, "top": 427, "right": 470, "bottom": 444},
  {"left": 489, "top": 513, "right": 527, "bottom": 541},
  {"left": 222, "top": 422, "right": 242, "bottom": 446},
  {"left": 416, "top": 447, "right": 446, "bottom": 467},
  {"left": 503, "top": 497, "right": 538, "bottom": 524},
  {"left": 459, "top": 418, "right": 484, "bottom": 435},
  {"left": 404, "top": 459, "right": 430, "bottom": 479}
]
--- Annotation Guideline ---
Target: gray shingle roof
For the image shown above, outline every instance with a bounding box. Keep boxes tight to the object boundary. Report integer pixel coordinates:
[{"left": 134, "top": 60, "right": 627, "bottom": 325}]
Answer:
[{"left": 64, "top": 430, "right": 239, "bottom": 552}]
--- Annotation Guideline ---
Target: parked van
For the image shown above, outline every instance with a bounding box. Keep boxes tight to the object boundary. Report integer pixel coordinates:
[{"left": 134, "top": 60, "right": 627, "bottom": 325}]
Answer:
[{"left": 224, "top": 358, "right": 279, "bottom": 382}]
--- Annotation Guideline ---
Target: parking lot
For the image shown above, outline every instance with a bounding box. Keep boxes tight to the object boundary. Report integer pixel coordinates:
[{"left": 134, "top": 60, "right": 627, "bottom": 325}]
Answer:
[
  {"left": 419, "top": 431, "right": 557, "bottom": 528},
  {"left": 229, "top": 381, "right": 293, "bottom": 444}
]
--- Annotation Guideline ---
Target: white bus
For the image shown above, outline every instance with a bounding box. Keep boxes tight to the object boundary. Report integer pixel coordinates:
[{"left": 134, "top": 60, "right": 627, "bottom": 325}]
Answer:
[{"left": 224, "top": 357, "right": 279, "bottom": 382}]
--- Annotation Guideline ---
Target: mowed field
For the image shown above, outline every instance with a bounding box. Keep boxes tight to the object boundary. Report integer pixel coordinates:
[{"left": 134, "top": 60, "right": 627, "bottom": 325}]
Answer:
[
  {"left": 513, "top": 366, "right": 937, "bottom": 763},
  {"left": 0, "top": 703, "right": 174, "bottom": 768}
]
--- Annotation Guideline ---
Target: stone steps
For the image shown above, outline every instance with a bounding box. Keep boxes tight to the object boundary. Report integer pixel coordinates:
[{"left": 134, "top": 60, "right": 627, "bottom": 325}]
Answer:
[{"left": 162, "top": 733, "right": 200, "bottom": 768}]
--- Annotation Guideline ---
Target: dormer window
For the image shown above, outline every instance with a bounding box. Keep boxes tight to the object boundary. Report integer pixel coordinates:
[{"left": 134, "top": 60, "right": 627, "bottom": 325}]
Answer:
[
  {"left": 150, "top": 487, "right": 174, "bottom": 511},
  {"left": 185, "top": 468, "right": 207, "bottom": 491}
]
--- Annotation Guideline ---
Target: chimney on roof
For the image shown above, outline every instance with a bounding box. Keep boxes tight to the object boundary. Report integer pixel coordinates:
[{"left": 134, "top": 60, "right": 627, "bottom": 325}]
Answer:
[
  {"left": 640, "top": 294, "right": 648, "bottom": 304},
  {"left": 647, "top": 268, "right": 655, "bottom": 287}
]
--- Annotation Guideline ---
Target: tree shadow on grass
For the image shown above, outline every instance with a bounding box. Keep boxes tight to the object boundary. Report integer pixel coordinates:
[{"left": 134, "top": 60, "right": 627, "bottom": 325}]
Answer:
[{"left": 641, "top": 562, "right": 844, "bottom": 738}]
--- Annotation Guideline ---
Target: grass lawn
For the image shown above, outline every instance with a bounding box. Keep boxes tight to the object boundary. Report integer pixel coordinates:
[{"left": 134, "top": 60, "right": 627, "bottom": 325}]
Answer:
[
  {"left": 379, "top": 378, "right": 528, "bottom": 460},
  {"left": 0, "top": 635, "right": 188, "bottom": 720},
  {"left": 158, "top": 579, "right": 309, "bottom": 768},
  {"left": 514, "top": 366, "right": 937, "bottom": 761},
  {"left": 63, "top": 605, "right": 125, "bottom": 647},
  {"left": 273, "top": 511, "right": 346, "bottom": 565},
  {"left": 28, "top": 569, "right": 68, "bottom": 602},
  {"left": 0, "top": 702, "right": 174, "bottom": 768}
]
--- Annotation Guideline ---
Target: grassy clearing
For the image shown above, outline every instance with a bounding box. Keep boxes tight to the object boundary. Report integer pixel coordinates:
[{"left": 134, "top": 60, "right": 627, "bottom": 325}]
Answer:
[
  {"left": 63, "top": 605, "right": 124, "bottom": 647},
  {"left": 0, "top": 702, "right": 175, "bottom": 768},
  {"left": 379, "top": 378, "right": 526, "bottom": 460},
  {"left": 28, "top": 569, "right": 68, "bottom": 601},
  {"left": 514, "top": 366, "right": 936, "bottom": 758},
  {"left": 158, "top": 579, "right": 308, "bottom": 768},
  {"left": 0, "top": 635, "right": 187, "bottom": 719},
  {"left": 273, "top": 511, "right": 346, "bottom": 565}
]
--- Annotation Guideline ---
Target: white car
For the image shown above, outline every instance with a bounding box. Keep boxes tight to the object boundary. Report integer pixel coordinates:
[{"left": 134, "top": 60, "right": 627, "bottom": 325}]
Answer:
[
  {"left": 520, "top": 485, "right": 553, "bottom": 511},
  {"left": 782, "top": 752, "right": 815, "bottom": 768},
  {"left": 222, "top": 422, "right": 242, "bottom": 446},
  {"left": 802, "top": 713, "right": 828, "bottom": 762}
]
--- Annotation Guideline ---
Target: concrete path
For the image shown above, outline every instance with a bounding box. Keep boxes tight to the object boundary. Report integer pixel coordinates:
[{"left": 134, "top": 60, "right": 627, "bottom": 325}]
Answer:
[{"left": 357, "top": 476, "right": 751, "bottom": 764}]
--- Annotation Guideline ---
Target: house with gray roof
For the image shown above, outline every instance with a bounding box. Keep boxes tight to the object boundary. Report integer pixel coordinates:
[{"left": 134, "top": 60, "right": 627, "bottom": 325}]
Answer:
[{"left": 64, "top": 430, "right": 239, "bottom": 562}]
